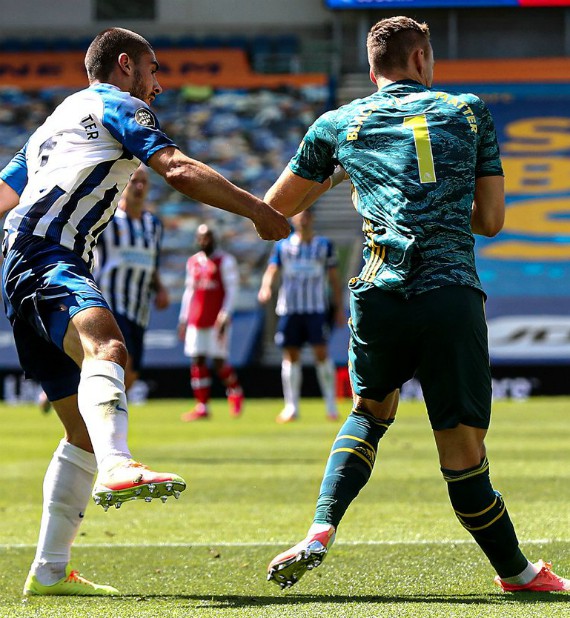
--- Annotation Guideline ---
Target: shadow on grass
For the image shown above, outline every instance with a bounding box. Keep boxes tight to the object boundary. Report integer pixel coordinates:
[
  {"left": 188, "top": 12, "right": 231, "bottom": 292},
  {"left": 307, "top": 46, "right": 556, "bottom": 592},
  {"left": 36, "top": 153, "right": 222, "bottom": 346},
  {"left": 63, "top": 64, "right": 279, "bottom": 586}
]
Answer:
[{"left": 118, "top": 592, "right": 567, "bottom": 607}]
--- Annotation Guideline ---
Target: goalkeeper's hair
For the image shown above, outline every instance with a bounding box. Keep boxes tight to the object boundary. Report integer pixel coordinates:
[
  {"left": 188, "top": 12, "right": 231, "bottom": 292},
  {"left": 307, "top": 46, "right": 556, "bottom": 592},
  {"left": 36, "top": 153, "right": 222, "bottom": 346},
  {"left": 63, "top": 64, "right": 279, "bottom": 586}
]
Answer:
[
  {"left": 367, "top": 16, "right": 430, "bottom": 77},
  {"left": 85, "top": 28, "right": 153, "bottom": 82}
]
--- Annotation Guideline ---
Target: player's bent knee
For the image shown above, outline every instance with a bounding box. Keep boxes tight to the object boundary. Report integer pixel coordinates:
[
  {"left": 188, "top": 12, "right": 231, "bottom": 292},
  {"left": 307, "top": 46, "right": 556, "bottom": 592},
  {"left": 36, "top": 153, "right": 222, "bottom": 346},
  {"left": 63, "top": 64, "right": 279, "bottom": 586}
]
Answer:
[
  {"left": 88, "top": 338, "right": 128, "bottom": 367},
  {"left": 354, "top": 390, "right": 399, "bottom": 421}
]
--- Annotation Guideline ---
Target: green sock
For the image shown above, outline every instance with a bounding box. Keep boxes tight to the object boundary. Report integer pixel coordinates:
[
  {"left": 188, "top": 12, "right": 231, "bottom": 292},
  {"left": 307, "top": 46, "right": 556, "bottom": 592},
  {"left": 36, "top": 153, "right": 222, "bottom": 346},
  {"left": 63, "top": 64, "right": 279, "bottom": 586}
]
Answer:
[
  {"left": 314, "top": 410, "right": 393, "bottom": 527},
  {"left": 443, "top": 458, "right": 528, "bottom": 578}
]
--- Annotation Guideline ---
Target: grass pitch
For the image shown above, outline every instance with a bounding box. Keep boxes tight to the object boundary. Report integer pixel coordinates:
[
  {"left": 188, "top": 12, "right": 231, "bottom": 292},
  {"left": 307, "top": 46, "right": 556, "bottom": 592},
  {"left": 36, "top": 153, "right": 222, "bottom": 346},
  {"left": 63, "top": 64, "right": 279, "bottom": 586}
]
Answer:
[{"left": 0, "top": 396, "right": 568, "bottom": 617}]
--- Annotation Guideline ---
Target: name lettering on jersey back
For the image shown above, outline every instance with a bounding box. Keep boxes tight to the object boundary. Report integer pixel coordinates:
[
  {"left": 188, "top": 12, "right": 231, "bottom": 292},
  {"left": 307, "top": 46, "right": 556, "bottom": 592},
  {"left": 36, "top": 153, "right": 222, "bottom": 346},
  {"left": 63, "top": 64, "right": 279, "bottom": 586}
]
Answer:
[
  {"left": 80, "top": 114, "right": 99, "bottom": 140},
  {"left": 434, "top": 92, "right": 477, "bottom": 133},
  {"left": 347, "top": 103, "right": 381, "bottom": 141}
]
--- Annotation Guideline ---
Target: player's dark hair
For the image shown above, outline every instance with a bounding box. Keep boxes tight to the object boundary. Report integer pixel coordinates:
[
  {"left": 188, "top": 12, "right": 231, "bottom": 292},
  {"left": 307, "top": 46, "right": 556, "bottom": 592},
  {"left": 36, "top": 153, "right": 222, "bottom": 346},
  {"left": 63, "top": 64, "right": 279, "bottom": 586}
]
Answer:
[
  {"left": 367, "top": 16, "right": 430, "bottom": 77},
  {"left": 85, "top": 27, "right": 153, "bottom": 82}
]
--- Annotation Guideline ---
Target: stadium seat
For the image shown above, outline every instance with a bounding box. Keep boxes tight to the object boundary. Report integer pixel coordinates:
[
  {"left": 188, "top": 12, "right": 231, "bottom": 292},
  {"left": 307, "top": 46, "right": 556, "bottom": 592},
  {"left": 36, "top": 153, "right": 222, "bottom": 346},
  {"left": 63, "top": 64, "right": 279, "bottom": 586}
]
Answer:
[
  {"left": 24, "top": 37, "right": 48, "bottom": 51},
  {"left": 251, "top": 35, "right": 273, "bottom": 55},
  {"left": 175, "top": 35, "right": 199, "bottom": 49},
  {"left": 151, "top": 35, "right": 175, "bottom": 49},
  {"left": 0, "top": 38, "right": 26, "bottom": 52},
  {"left": 200, "top": 35, "right": 225, "bottom": 49},
  {"left": 275, "top": 34, "right": 299, "bottom": 55},
  {"left": 225, "top": 35, "right": 249, "bottom": 50},
  {"left": 50, "top": 38, "right": 74, "bottom": 51}
]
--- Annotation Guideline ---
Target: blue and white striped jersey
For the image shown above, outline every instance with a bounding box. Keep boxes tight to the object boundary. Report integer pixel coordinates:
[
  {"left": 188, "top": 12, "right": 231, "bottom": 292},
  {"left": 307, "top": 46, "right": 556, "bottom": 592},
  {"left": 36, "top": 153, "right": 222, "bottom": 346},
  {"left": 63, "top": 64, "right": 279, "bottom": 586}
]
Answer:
[
  {"left": 94, "top": 208, "right": 163, "bottom": 328},
  {"left": 270, "top": 233, "right": 338, "bottom": 316},
  {"left": 1, "top": 83, "right": 175, "bottom": 270}
]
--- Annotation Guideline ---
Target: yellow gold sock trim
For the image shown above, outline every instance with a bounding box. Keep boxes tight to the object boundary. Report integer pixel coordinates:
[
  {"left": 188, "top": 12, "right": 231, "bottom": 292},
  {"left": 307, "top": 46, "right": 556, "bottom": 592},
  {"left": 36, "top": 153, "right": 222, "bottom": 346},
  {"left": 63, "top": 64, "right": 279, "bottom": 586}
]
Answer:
[
  {"left": 331, "top": 447, "right": 374, "bottom": 472},
  {"left": 335, "top": 434, "right": 376, "bottom": 456},
  {"left": 443, "top": 458, "right": 489, "bottom": 483},
  {"left": 458, "top": 504, "right": 506, "bottom": 532},
  {"left": 454, "top": 497, "right": 497, "bottom": 519},
  {"left": 352, "top": 410, "right": 392, "bottom": 429}
]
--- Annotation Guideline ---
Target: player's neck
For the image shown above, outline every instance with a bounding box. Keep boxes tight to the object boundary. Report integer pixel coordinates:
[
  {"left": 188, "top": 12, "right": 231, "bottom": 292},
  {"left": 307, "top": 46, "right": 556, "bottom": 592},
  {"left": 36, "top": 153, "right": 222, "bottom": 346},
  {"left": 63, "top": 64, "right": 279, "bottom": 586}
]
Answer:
[
  {"left": 295, "top": 230, "right": 313, "bottom": 243},
  {"left": 375, "top": 75, "right": 422, "bottom": 90}
]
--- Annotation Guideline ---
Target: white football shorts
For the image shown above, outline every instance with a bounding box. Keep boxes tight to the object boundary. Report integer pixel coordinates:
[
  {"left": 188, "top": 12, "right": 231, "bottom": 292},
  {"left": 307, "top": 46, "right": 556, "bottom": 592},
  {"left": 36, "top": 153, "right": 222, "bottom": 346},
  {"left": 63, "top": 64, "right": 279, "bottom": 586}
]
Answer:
[{"left": 183, "top": 325, "right": 230, "bottom": 359}]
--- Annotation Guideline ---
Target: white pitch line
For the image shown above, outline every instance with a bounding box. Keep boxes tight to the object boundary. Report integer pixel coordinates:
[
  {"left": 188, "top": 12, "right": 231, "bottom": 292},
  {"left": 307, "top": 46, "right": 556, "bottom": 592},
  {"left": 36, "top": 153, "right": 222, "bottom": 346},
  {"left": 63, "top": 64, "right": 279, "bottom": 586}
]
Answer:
[{"left": 0, "top": 539, "right": 560, "bottom": 549}]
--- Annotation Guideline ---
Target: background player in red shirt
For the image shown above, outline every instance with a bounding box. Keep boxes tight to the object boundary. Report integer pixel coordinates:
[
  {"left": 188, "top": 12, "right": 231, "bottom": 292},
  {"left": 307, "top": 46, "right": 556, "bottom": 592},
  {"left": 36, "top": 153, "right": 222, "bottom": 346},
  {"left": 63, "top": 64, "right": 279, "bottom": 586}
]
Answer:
[{"left": 178, "top": 224, "right": 244, "bottom": 420}]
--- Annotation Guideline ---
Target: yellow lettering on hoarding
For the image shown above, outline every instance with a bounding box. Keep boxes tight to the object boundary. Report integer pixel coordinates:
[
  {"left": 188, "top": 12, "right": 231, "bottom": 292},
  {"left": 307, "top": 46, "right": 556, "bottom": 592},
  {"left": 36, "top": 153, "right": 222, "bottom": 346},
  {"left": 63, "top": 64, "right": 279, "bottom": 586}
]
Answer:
[
  {"left": 502, "top": 118, "right": 570, "bottom": 153},
  {"left": 502, "top": 157, "right": 570, "bottom": 194},
  {"left": 502, "top": 197, "right": 570, "bottom": 236},
  {"left": 483, "top": 197, "right": 570, "bottom": 261},
  {"left": 486, "top": 117, "right": 570, "bottom": 264},
  {"left": 481, "top": 241, "right": 570, "bottom": 260}
]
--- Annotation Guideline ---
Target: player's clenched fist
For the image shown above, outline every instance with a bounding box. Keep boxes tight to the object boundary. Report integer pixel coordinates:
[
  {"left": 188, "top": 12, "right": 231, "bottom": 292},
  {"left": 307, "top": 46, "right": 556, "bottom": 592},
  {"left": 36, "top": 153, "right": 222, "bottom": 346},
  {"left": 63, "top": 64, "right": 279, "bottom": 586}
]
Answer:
[{"left": 251, "top": 202, "right": 291, "bottom": 241}]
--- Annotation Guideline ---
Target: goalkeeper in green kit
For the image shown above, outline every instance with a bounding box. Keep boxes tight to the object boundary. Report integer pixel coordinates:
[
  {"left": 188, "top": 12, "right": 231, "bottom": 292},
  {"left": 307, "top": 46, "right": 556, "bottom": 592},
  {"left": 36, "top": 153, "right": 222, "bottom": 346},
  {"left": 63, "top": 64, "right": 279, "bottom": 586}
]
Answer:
[{"left": 264, "top": 15, "right": 570, "bottom": 594}]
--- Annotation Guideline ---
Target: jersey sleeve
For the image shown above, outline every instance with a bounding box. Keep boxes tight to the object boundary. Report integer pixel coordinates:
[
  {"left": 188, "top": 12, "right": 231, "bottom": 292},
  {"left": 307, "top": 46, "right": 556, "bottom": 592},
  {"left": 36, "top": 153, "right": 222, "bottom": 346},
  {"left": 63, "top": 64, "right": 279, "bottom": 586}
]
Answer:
[
  {"left": 220, "top": 253, "right": 240, "bottom": 314},
  {"left": 0, "top": 143, "right": 28, "bottom": 195},
  {"left": 474, "top": 99, "right": 504, "bottom": 178},
  {"left": 289, "top": 111, "right": 338, "bottom": 183},
  {"left": 153, "top": 215, "right": 163, "bottom": 271},
  {"left": 268, "top": 241, "right": 282, "bottom": 267},
  {"left": 99, "top": 88, "right": 177, "bottom": 164},
  {"left": 325, "top": 238, "right": 338, "bottom": 269},
  {"left": 92, "top": 225, "right": 109, "bottom": 281},
  {"left": 178, "top": 257, "right": 194, "bottom": 324}
]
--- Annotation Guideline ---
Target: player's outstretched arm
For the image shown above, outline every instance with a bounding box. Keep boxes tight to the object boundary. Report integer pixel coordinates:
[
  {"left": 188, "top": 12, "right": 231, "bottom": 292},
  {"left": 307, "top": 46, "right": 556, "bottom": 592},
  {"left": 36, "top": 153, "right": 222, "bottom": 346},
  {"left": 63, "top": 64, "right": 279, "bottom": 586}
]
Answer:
[
  {"left": 0, "top": 180, "right": 20, "bottom": 214},
  {"left": 265, "top": 166, "right": 348, "bottom": 218},
  {"left": 472, "top": 175, "right": 505, "bottom": 237},
  {"left": 148, "top": 147, "right": 290, "bottom": 241}
]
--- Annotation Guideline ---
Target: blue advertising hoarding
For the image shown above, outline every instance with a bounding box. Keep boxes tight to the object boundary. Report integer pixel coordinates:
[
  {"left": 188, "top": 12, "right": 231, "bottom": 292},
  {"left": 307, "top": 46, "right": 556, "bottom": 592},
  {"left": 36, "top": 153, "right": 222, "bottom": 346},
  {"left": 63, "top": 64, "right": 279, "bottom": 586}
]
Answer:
[{"left": 469, "top": 84, "right": 570, "bottom": 364}]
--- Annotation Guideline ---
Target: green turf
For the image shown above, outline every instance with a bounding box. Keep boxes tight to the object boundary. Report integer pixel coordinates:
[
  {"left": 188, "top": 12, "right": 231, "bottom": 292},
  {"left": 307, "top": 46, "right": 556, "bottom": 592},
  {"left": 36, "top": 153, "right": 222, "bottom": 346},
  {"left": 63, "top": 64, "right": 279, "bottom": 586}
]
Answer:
[{"left": 0, "top": 397, "right": 568, "bottom": 617}]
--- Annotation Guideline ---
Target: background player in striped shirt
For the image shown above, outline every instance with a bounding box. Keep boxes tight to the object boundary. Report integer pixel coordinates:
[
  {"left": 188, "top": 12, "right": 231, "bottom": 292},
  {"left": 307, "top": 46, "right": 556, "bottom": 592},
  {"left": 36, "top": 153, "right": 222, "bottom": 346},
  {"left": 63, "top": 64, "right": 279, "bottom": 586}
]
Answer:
[
  {"left": 95, "top": 165, "right": 169, "bottom": 391},
  {"left": 0, "top": 27, "right": 289, "bottom": 596},
  {"left": 178, "top": 224, "right": 244, "bottom": 421},
  {"left": 263, "top": 16, "right": 569, "bottom": 593},
  {"left": 258, "top": 209, "right": 344, "bottom": 423}
]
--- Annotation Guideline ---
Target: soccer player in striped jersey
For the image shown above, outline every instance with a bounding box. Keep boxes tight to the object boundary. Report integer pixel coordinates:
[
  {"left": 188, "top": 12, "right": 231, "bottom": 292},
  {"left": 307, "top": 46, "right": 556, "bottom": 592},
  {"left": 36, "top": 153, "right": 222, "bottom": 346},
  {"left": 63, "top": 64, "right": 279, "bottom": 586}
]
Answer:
[
  {"left": 258, "top": 209, "right": 344, "bottom": 423},
  {"left": 178, "top": 224, "right": 244, "bottom": 421},
  {"left": 264, "top": 16, "right": 569, "bottom": 593},
  {"left": 0, "top": 27, "right": 289, "bottom": 596},
  {"left": 95, "top": 165, "right": 169, "bottom": 391}
]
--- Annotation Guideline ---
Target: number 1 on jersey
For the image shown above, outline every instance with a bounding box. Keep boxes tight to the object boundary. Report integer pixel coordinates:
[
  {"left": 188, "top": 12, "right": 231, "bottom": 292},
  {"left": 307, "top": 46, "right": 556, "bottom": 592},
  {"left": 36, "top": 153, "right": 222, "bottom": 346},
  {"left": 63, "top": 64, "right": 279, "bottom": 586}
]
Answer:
[{"left": 403, "top": 114, "right": 437, "bottom": 184}]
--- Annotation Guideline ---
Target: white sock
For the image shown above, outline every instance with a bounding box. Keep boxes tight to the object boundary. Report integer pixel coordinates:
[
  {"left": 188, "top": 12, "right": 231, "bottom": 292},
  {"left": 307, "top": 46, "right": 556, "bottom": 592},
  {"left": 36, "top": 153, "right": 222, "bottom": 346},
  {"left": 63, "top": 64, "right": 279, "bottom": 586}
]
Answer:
[
  {"left": 307, "top": 523, "right": 336, "bottom": 548},
  {"left": 31, "top": 439, "right": 97, "bottom": 585},
  {"left": 501, "top": 560, "right": 540, "bottom": 585},
  {"left": 316, "top": 358, "right": 338, "bottom": 415},
  {"left": 281, "top": 360, "right": 301, "bottom": 415},
  {"left": 77, "top": 359, "right": 131, "bottom": 472}
]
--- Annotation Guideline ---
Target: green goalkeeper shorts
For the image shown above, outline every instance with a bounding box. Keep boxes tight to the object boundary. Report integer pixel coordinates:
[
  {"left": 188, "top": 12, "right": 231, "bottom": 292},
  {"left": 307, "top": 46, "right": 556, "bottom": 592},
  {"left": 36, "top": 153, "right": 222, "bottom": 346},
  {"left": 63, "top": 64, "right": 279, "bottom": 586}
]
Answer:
[{"left": 348, "top": 280, "right": 492, "bottom": 430}]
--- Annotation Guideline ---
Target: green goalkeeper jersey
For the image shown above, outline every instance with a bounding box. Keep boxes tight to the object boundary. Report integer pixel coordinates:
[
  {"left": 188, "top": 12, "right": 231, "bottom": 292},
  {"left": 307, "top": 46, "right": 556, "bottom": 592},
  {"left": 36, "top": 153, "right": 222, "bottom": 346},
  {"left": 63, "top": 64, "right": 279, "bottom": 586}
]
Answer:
[{"left": 289, "top": 80, "right": 503, "bottom": 297}]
